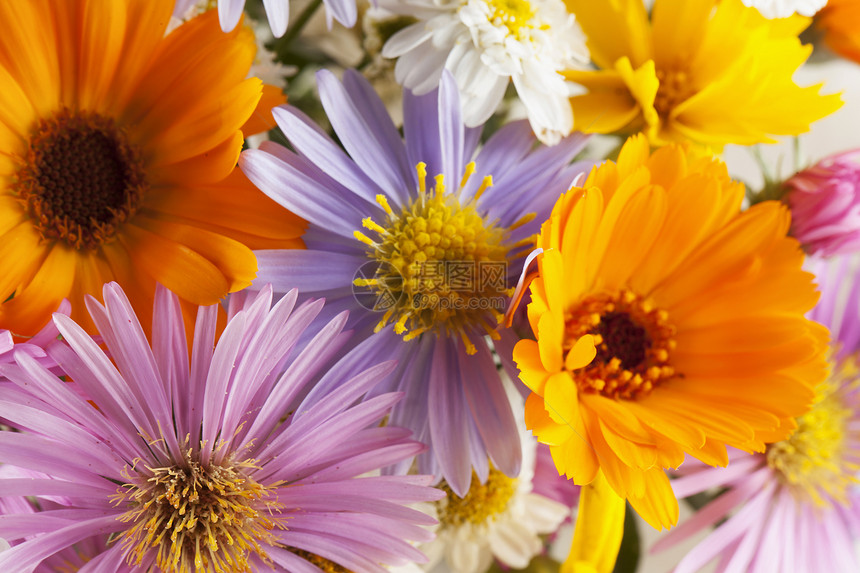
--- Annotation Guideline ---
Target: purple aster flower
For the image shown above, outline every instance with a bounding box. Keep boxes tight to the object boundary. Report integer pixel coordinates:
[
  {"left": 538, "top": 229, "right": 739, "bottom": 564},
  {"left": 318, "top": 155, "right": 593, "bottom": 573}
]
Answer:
[
  {"left": 0, "top": 282, "right": 442, "bottom": 572},
  {"left": 238, "top": 68, "right": 588, "bottom": 495},
  {"left": 651, "top": 256, "right": 860, "bottom": 572}
]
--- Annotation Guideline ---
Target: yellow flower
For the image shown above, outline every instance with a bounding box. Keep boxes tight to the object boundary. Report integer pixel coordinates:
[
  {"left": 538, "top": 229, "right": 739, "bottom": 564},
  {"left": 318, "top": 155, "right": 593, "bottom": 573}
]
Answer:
[
  {"left": 513, "top": 135, "right": 830, "bottom": 529},
  {"left": 563, "top": 0, "right": 841, "bottom": 147},
  {"left": 0, "top": 0, "right": 303, "bottom": 335},
  {"left": 817, "top": 0, "right": 860, "bottom": 65}
]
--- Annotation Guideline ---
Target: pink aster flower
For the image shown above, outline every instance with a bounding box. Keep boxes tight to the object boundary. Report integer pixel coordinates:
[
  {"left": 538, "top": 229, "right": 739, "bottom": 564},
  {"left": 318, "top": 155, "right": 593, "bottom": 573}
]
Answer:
[
  {"left": 784, "top": 150, "right": 860, "bottom": 256},
  {"left": 0, "top": 282, "right": 443, "bottom": 572},
  {"left": 652, "top": 255, "right": 860, "bottom": 572},
  {"left": 0, "top": 300, "right": 68, "bottom": 381}
]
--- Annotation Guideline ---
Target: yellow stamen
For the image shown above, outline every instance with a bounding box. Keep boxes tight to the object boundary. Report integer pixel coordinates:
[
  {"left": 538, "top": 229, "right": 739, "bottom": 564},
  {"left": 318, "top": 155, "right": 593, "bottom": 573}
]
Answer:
[
  {"left": 434, "top": 174, "right": 445, "bottom": 198},
  {"left": 562, "top": 290, "right": 676, "bottom": 400},
  {"left": 353, "top": 162, "right": 512, "bottom": 344},
  {"left": 460, "top": 161, "right": 476, "bottom": 189},
  {"left": 376, "top": 194, "right": 394, "bottom": 215},
  {"left": 112, "top": 442, "right": 284, "bottom": 573},
  {"left": 417, "top": 162, "right": 427, "bottom": 194},
  {"left": 362, "top": 217, "right": 387, "bottom": 235},
  {"left": 510, "top": 212, "right": 536, "bottom": 230},
  {"left": 766, "top": 363, "right": 860, "bottom": 506},
  {"left": 354, "top": 231, "right": 376, "bottom": 248},
  {"left": 436, "top": 465, "right": 516, "bottom": 528},
  {"left": 474, "top": 175, "right": 493, "bottom": 202}
]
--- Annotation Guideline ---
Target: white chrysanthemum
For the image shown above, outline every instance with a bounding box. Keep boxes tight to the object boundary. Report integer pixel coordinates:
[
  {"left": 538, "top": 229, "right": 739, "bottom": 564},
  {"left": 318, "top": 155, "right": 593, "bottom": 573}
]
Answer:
[
  {"left": 380, "top": 0, "right": 588, "bottom": 145},
  {"left": 740, "top": 0, "right": 826, "bottom": 18},
  {"left": 417, "top": 380, "right": 569, "bottom": 573}
]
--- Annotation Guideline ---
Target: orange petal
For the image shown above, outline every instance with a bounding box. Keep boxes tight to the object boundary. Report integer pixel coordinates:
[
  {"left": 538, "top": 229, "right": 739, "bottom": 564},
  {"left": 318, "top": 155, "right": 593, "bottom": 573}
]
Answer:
[
  {"left": 525, "top": 391, "right": 576, "bottom": 446},
  {"left": 0, "top": 243, "right": 77, "bottom": 336},
  {"left": 119, "top": 223, "right": 231, "bottom": 306},
  {"left": 242, "top": 83, "right": 287, "bottom": 136},
  {"left": 513, "top": 339, "right": 551, "bottom": 395},
  {"left": 132, "top": 214, "right": 258, "bottom": 293}
]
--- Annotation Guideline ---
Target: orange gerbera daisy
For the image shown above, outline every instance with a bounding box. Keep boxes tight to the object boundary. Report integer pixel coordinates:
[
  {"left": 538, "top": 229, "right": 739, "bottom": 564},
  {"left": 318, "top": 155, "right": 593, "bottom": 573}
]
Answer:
[
  {"left": 0, "top": 0, "right": 302, "bottom": 335},
  {"left": 513, "top": 135, "right": 830, "bottom": 530},
  {"left": 817, "top": 0, "right": 860, "bottom": 64}
]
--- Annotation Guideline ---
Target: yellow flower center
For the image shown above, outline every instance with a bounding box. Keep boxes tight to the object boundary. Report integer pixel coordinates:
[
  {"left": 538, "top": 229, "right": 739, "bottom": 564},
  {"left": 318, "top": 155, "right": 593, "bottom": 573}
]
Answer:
[
  {"left": 437, "top": 466, "right": 518, "bottom": 527},
  {"left": 564, "top": 290, "right": 677, "bottom": 400},
  {"left": 354, "top": 162, "right": 531, "bottom": 354},
  {"left": 12, "top": 109, "right": 146, "bottom": 250},
  {"left": 654, "top": 68, "right": 695, "bottom": 119},
  {"left": 766, "top": 361, "right": 860, "bottom": 506},
  {"left": 486, "top": 0, "right": 536, "bottom": 37},
  {"left": 113, "top": 448, "right": 284, "bottom": 573}
]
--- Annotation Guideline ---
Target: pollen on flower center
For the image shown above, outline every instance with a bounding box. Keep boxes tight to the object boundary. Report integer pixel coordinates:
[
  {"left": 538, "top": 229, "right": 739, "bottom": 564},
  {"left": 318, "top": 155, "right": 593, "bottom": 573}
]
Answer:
[
  {"left": 113, "top": 447, "right": 284, "bottom": 573},
  {"left": 354, "top": 162, "right": 530, "bottom": 354},
  {"left": 437, "top": 466, "right": 518, "bottom": 528},
  {"left": 766, "top": 364, "right": 860, "bottom": 506},
  {"left": 13, "top": 109, "right": 147, "bottom": 250},
  {"left": 483, "top": 0, "right": 536, "bottom": 36},
  {"left": 564, "top": 290, "right": 677, "bottom": 400},
  {"left": 654, "top": 68, "right": 695, "bottom": 118}
]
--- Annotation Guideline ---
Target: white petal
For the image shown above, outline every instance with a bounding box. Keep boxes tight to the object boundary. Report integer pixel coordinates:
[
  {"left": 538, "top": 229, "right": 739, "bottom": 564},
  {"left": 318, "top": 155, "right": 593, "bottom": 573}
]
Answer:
[
  {"left": 383, "top": 24, "right": 436, "bottom": 58},
  {"left": 447, "top": 535, "right": 488, "bottom": 573},
  {"left": 520, "top": 493, "right": 570, "bottom": 533},
  {"left": 488, "top": 521, "right": 542, "bottom": 569},
  {"left": 262, "top": 0, "right": 290, "bottom": 37},
  {"left": 218, "top": 0, "right": 246, "bottom": 32}
]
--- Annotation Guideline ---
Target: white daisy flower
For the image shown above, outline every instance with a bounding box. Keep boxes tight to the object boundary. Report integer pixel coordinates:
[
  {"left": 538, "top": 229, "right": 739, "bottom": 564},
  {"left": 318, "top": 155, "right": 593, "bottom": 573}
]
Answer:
[
  {"left": 740, "top": 0, "right": 826, "bottom": 18},
  {"left": 379, "top": 0, "right": 589, "bottom": 145},
  {"left": 419, "top": 379, "right": 570, "bottom": 573}
]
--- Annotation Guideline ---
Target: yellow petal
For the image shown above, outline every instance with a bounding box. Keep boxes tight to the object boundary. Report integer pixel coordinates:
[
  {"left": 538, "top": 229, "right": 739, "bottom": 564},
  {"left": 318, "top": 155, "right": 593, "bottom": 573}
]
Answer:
[
  {"left": 565, "top": 0, "right": 652, "bottom": 69},
  {"left": 565, "top": 334, "right": 597, "bottom": 371},
  {"left": 513, "top": 339, "right": 552, "bottom": 395},
  {"left": 525, "top": 391, "right": 575, "bottom": 446},
  {"left": 544, "top": 370, "right": 580, "bottom": 426},
  {"left": 563, "top": 470, "right": 626, "bottom": 573}
]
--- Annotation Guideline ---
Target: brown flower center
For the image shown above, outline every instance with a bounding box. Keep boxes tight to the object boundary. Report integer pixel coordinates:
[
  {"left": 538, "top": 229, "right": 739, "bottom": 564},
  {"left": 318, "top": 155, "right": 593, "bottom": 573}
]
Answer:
[
  {"left": 564, "top": 290, "right": 677, "bottom": 400},
  {"left": 13, "top": 109, "right": 146, "bottom": 250},
  {"left": 654, "top": 68, "right": 695, "bottom": 119}
]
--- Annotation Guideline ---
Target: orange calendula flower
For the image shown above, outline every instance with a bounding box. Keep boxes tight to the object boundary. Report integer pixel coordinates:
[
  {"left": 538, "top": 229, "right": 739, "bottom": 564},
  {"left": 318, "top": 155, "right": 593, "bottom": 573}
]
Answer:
[
  {"left": 0, "top": 0, "right": 303, "bottom": 335},
  {"left": 817, "top": 0, "right": 860, "bottom": 64},
  {"left": 513, "top": 134, "right": 830, "bottom": 530},
  {"left": 564, "top": 0, "right": 841, "bottom": 147}
]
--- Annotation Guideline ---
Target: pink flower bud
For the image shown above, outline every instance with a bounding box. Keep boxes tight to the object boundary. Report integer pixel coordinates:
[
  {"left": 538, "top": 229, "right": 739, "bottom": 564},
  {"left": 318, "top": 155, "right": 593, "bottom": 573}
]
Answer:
[{"left": 784, "top": 150, "right": 860, "bottom": 256}]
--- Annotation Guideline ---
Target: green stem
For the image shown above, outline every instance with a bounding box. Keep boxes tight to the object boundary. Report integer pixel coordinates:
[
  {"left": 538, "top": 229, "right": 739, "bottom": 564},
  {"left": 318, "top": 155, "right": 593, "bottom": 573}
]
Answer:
[
  {"left": 752, "top": 145, "right": 773, "bottom": 186},
  {"left": 272, "top": 0, "right": 324, "bottom": 57}
]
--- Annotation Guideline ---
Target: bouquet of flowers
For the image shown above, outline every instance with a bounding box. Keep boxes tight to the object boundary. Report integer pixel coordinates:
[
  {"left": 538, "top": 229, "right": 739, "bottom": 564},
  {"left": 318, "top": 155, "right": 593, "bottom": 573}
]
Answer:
[{"left": 0, "top": 0, "right": 857, "bottom": 571}]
